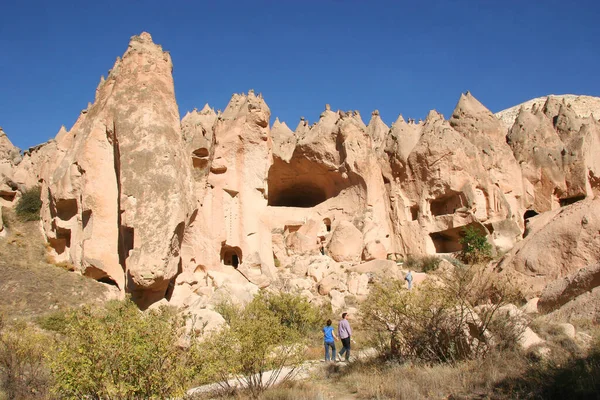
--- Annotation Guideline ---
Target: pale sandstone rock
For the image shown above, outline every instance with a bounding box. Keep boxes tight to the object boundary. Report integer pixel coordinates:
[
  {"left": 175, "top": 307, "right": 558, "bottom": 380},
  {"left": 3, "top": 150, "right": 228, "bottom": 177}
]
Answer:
[
  {"left": 496, "top": 94, "right": 600, "bottom": 130},
  {"left": 520, "top": 327, "right": 545, "bottom": 349},
  {"left": 329, "top": 289, "right": 346, "bottom": 312},
  {"left": 556, "top": 323, "right": 576, "bottom": 339},
  {"left": 327, "top": 221, "right": 363, "bottom": 262},
  {"left": 288, "top": 278, "right": 313, "bottom": 291},
  {"left": 498, "top": 199, "right": 600, "bottom": 295},
  {"left": 538, "top": 262, "right": 600, "bottom": 313},
  {"left": 186, "top": 305, "right": 226, "bottom": 336},
  {"left": 35, "top": 32, "right": 194, "bottom": 309},
  {"left": 4, "top": 30, "right": 600, "bottom": 314},
  {"left": 318, "top": 274, "right": 347, "bottom": 296},
  {"left": 362, "top": 240, "right": 387, "bottom": 261},
  {"left": 347, "top": 272, "right": 370, "bottom": 296},
  {"left": 521, "top": 298, "right": 539, "bottom": 314}
]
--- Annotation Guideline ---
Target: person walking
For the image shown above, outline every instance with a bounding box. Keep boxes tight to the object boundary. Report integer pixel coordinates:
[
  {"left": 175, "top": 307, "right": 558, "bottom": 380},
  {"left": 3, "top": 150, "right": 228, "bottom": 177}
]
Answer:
[
  {"left": 405, "top": 270, "right": 413, "bottom": 290},
  {"left": 338, "top": 312, "right": 353, "bottom": 362},
  {"left": 322, "top": 319, "right": 338, "bottom": 362}
]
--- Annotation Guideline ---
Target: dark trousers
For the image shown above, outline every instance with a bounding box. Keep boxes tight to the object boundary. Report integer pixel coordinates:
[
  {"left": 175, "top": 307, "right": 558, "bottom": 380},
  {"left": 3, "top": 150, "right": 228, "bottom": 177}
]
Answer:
[{"left": 339, "top": 337, "right": 351, "bottom": 360}]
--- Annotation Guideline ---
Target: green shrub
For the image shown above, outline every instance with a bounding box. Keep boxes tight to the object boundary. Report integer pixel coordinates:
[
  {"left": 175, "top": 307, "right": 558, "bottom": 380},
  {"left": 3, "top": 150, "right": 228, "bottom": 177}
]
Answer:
[
  {"left": 15, "top": 186, "right": 42, "bottom": 222},
  {"left": 198, "top": 294, "right": 309, "bottom": 398},
  {"left": 261, "top": 292, "right": 323, "bottom": 335},
  {"left": 459, "top": 226, "right": 492, "bottom": 264},
  {"left": 50, "top": 299, "right": 194, "bottom": 399},
  {"left": 0, "top": 315, "right": 51, "bottom": 399}
]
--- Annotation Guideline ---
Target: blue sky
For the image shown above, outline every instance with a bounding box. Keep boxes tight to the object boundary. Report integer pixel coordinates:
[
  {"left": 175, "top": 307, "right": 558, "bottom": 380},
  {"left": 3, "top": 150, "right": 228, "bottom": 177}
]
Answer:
[{"left": 1, "top": 0, "right": 599, "bottom": 150}]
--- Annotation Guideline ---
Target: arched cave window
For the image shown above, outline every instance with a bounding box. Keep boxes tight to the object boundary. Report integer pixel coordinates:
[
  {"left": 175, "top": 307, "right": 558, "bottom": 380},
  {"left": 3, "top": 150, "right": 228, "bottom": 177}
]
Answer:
[
  {"left": 221, "top": 245, "right": 242, "bottom": 269},
  {"left": 523, "top": 210, "right": 539, "bottom": 221},
  {"left": 323, "top": 218, "right": 332, "bottom": 232}
]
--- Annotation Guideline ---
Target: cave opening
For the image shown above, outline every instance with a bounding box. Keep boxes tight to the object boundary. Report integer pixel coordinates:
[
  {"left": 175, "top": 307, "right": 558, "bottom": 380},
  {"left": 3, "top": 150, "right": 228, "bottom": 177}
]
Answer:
[
  {"left": 430, "top": 223, "right": 485, "bottom": 254},
  {"left": 410, "top": 205, "right": 419, "bottom": 221},
  {"left": 430, "top": 192, "right": 466, "bottom": 217},
  {"left": 268, "top": 184, "right": 327, "bottom": 208},
  {"left": 323, "top": 218, "right": 332, "bottom": 232},
  {"left": 523, "top": 210, "right": 539, "bottom": 220},
  {"left": 119, "top": 226, "right": 134, "bottom": 268},
  {"left": 55, "top": 198, "right": 78, "bottom": 221},
  {"left": 0, "top": 191, "right": 16, "bottom": 202},
  {"left": 559, "top": 195, "right": 586, "bottom": 207},
  {"left": 267, "top": 156, "right": 360, "bottom": 209},
  {"left": 221, "top": 245, "right": 242, "bottom": 269},
  {"left": 98, "top": 276, "right": 118, "bottom": 287}
]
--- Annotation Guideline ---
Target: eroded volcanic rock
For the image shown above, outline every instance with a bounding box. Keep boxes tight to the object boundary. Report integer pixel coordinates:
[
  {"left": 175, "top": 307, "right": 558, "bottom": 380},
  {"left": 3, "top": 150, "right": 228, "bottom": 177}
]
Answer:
[{"left": 2, "top": 32, "right": 599, "bottom": 310}]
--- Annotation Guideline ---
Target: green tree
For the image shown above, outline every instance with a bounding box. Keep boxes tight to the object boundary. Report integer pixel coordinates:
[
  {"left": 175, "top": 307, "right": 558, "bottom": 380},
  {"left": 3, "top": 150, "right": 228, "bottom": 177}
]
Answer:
[
  {"left": 15, "top": 186, "right": 42, "bottom": 222},
  {"left": 49, "top": 299, "right": 194, "bottom": 399},
  {"left": 459, "top": 225, "right": 492, "bottom": 264}
]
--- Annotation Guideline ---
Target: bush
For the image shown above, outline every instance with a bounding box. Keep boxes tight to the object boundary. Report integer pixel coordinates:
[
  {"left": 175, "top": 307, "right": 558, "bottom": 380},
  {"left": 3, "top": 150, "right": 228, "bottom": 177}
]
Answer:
[
  {"left": 459, "top": 226, "right": 492, "bottom": 264},
  {"left": 360, "top": 264, "right": 521, "bottom": 363},
  {"left": 198, "top": 294, "right": 309, "bottom": 398},
  {"left": 15, "top": 186, "right": 42, "bottom": 222},
  {"left": 404, "top": 255, "right": 442, "bottom": 273},
  {"left": 0, "top": 315, "right": 51, "bottom": 399},
  {"left": 50, "top": 299, "right": 195, "bottom": 399},
  {"left": 260, "top": 292, "right": 323, "bottom": 335}
]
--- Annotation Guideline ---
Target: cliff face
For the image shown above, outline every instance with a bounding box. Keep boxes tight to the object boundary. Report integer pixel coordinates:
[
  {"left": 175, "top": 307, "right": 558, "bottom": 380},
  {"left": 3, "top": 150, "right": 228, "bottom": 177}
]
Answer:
[{"left": 2, "top": 32, "right": 599, "bottom": 310}]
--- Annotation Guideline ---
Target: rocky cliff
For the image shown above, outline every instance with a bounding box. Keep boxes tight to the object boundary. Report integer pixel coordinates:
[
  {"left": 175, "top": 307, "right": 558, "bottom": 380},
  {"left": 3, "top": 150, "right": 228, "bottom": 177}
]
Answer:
[{"left": 2, "top": 33, "right": 599, "bottom": 313}]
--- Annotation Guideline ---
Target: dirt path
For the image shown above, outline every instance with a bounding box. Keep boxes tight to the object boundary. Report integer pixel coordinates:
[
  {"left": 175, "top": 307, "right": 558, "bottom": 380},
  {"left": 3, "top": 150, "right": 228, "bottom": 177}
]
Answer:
[{"left": 186, "top": 348, "right": 376, "bottom": 398}]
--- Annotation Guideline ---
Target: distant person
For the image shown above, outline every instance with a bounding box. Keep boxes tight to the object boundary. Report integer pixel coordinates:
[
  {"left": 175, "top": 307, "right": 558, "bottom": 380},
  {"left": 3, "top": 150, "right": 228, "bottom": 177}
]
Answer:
[
  {"left": 405, "top": 270, "right": 413, "bottom": 290},
  {"left": 338, "top": 312, "right": 353, "bottom": 362},
  {"left": 322, "top": 319, "right": 338, "bottom": 362}
]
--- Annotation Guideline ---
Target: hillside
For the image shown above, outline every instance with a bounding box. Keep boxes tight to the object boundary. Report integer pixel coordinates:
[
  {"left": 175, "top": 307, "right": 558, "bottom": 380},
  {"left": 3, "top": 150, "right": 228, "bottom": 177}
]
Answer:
[{"left": 0, "top": 209, "right": 116, "bottom": 320}]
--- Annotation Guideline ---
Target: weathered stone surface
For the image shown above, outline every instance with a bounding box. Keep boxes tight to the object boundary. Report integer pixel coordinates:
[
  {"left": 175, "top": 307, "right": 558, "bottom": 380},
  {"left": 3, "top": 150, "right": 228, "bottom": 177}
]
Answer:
[
  {"left": 519, "top": 327, "right": 545, "bottom": 350},
  {"left": 35, "top": 32, "right": 195, "bottom": 307},
  {"left": 4, "top": 31, "right": 600, "bottom": 316},
  {"left": 538, "top": 262, "right": 600, "bottom": 313},
  {"left": 327, "top": 221, "right": 363, "bottom": 262},
  {"left": 498, "top": 199, "right": 600, "bottom": 295}
]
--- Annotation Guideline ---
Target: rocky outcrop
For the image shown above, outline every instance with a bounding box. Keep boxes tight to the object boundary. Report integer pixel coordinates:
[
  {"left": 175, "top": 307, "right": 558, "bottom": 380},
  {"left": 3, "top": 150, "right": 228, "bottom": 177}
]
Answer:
[
  {"left": 496, "top": 95, "right": 600, "bottom": 130},
  {"left": 3, "top": 31, "right": 600, "bottom": 314},
  {"left": 538, "top": 262, "right": 600, "bottom": 313},
  {"left": 497, "top": 197, "right": 600, "bottom": 295},
  {"left": 37, "top": 32, "right": 195, "bottom": 307}
]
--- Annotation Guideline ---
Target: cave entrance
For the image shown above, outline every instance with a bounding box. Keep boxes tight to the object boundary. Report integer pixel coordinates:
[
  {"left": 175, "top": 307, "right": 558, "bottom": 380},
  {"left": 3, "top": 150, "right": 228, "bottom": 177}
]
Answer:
[
  {"left": 430, "top": 192, "right": 466, "bottom": 217},
  {"left": 430, "top": 223, "right": 486, "bottom": 254},
  {"left": 221, "top": 245, "right": 242, "bottom": 269},
  {"left": 323, "top": 218, "right": 332, "bottom": 232},
  {"left": 523, "top": 210, "right": 539, "bottom": 220},
  {"left": 559, "top": 195, "right": 585, "bottom": 207},
  {"left": 267, "top": 156, "right": 360, "bottom": 208},
  {"left": 0, "top": 191, "right": 16, "bottom": 203},
  {"left": 269, "top": 184, "right": 327, "bottom": 207}
]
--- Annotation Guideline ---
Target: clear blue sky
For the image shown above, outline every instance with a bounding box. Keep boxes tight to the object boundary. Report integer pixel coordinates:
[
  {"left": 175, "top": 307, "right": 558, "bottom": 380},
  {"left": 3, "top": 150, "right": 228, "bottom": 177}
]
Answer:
[{"left": 1, "top": 0, "right": 599, "bottom": 150}]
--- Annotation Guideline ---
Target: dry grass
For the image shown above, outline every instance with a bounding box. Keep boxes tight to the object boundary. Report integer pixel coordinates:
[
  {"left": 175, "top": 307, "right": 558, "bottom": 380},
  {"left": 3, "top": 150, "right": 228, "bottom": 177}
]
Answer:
[{"left": 0, "top": 209, "right": 110, "bottom": 321}]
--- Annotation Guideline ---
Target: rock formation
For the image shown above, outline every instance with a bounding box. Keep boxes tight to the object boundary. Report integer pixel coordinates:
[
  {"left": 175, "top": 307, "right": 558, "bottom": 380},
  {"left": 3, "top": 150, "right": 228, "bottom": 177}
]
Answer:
[{"left": 1, "top": 32, "right": 599, "bottom": 313}]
